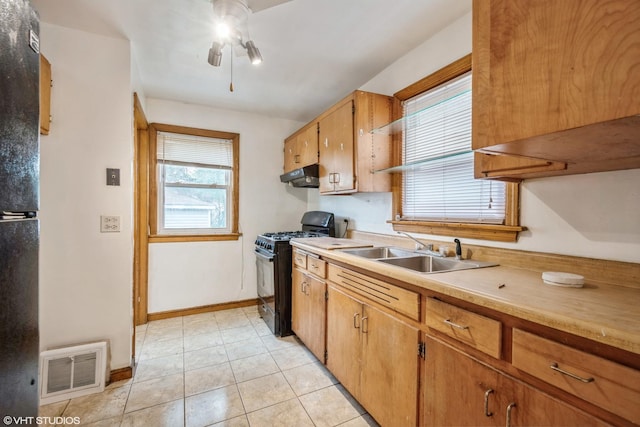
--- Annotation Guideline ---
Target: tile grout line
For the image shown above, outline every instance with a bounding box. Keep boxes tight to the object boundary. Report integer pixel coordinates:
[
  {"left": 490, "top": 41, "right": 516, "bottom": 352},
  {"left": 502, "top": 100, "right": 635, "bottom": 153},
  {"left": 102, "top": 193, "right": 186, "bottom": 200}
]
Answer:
[{"left": 52, "top": 309, "right": 373, "bottom": 426}]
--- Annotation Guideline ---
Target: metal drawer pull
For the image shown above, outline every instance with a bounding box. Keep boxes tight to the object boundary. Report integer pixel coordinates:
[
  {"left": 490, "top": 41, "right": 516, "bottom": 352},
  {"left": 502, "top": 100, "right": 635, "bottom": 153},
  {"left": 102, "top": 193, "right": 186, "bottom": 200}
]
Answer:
[
  {"left": 550, "top": 363, "right": 595, "bottom": 383},
  {"left": 444, "top": 319, "right": 469, "bottom": 330},
  {"left": 506, "top": 403, "right": 516, "bottom": 427},
  {"left": 484, "top": 389, "right": 494, "bottom": 417},
  {"left": 353, "top": 313, "right": 360, "bottom": 329},
  {"left": 361, "top": 316, "right": 369, "bottom": 333}
]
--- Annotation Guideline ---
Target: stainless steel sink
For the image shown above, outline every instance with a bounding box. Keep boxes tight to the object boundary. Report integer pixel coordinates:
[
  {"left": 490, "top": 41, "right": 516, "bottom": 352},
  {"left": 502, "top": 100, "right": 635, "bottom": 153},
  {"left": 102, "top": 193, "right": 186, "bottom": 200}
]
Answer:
[
  {"left": 340, "top": 246, "right": 498, "bottom": 274},
  {"left": 379, "top": 255, "right": 497, "bottom": 273},
  {"left": 340, "top": 246, "right": 417, "bottom": 259}
]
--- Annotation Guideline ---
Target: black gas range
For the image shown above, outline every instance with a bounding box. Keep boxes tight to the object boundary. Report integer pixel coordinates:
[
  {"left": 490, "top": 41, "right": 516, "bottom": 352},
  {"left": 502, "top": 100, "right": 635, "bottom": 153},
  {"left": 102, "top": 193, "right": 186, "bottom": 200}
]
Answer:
[{"left": 255, "top": 211, "right": 335, "bottom": 336}]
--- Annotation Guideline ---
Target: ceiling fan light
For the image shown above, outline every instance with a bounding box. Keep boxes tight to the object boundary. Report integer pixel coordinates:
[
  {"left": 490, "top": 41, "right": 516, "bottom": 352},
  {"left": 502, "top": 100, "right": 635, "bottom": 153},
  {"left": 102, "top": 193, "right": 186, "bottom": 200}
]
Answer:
[
  {"left": 216, "top": 20, "right": 232, "bottom": 40},
  {"left": 246, "top": 40, "right": 263, "bottom": 65},
  {"left": 208, "top": 41, "right": 224, "bottom": 67}
]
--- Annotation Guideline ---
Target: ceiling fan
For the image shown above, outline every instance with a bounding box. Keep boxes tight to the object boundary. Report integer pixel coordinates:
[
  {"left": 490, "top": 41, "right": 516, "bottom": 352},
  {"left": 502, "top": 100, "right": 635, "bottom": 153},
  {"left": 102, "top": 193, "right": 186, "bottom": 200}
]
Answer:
[{"left": 207, "top": 0, "right": 292, "bottom": 70}]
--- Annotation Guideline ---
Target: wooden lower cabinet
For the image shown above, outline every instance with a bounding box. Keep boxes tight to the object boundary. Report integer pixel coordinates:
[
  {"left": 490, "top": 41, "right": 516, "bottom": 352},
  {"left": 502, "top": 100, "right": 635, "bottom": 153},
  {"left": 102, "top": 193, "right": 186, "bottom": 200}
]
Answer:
[
  {"left": 423, "top": 336, "right": 610, "bottom": 427},
  {"left": 326, "top": 284, "right": 419, "bottom": 427},
  {"left": 291, "top": 267, "right": 326, "bottom": 362}
]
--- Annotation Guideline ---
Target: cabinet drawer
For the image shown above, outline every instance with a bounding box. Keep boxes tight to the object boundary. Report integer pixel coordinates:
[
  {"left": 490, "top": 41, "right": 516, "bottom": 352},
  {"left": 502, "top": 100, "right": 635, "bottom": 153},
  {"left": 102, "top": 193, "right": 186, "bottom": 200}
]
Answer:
[
  {"left": 328, "top": 264, "right": 419, "bottom": 321},
  {"left": 512, "top": 329, "right": 640, "bottom": 424},
  {"left": 424, "top": 298, "right": 501, "bottom": 359},
  {"left": 307, "top": 255, "right": 326, "bottom": 279},
  {"left": 293, "top": 249, "right": 307, "bottom": 269}
]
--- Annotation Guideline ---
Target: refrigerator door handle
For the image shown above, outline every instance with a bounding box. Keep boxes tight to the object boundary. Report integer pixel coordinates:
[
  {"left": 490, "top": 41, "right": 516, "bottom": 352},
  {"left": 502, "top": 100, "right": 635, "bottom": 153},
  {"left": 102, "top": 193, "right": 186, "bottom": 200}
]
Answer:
[{"left": 1, "top": 211, "right": 37, "bottom": 220}]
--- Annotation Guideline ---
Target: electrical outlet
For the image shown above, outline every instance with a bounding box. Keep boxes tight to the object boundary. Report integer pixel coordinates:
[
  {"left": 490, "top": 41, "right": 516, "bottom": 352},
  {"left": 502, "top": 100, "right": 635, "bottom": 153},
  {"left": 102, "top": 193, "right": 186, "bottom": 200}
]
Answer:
[{"left": 100, "top": 215, "right": 120, "bottom": 232}]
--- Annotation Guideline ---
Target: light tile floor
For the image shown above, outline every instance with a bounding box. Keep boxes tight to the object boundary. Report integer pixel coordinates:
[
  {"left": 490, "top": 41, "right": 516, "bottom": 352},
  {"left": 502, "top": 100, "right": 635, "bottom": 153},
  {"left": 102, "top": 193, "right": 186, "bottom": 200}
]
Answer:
[{"left": 39, "top": 306, "right": 379, "bottom": 427}]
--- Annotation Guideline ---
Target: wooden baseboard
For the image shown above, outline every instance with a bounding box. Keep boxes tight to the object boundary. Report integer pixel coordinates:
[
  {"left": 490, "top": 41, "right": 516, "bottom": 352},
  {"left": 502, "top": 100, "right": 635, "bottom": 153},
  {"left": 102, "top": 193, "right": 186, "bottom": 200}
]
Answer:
[
  {"left": 147, "top": 298, "right": 260, "bottom": 322},
  {"left": 109, "top": 366, "right": 132, "bottom": 383}
]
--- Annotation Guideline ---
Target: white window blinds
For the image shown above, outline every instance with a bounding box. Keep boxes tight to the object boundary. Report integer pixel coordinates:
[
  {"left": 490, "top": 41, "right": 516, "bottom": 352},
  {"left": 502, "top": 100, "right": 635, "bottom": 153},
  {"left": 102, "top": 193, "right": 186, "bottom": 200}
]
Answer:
[
  {"left": 157, "top": 132, "right": 233, "bottom": 168},
  {"left": 401, "top": 72, "right": 505, "bottom": 224}
]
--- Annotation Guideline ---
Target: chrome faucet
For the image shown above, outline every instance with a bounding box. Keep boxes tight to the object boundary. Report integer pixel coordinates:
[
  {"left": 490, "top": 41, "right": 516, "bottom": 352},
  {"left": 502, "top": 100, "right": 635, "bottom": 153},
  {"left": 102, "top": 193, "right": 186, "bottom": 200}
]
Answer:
[
  {"left": 397, "top": 232, "right": 445, "bottom": 257},
  {"left": 397, "top": 231, "right": 426, "bottom": 250}
]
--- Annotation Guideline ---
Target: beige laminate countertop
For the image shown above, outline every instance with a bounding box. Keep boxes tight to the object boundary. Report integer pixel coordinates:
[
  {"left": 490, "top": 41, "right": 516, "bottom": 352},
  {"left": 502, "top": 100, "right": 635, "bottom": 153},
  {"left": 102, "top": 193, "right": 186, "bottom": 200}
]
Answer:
[{"left": 290, "top": 239, "right": 640, "bottom": 355}]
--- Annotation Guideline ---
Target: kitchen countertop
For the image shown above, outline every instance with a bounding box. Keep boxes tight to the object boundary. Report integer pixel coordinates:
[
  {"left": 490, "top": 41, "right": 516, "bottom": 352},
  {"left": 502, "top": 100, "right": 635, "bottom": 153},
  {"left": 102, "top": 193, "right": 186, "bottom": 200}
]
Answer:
[
  {"left": 291, "top": 239, "right": 640, "bottom": 355},
  {"left": 291, "top": 237, "right": 374, "bottom": 250}
]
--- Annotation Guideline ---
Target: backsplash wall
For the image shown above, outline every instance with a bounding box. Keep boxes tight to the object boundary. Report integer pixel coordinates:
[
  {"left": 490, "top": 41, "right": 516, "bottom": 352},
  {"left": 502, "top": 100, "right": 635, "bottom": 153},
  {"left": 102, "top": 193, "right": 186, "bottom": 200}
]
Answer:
[{"left": 309, "top": 168, "right": 640, "bottom": 264}]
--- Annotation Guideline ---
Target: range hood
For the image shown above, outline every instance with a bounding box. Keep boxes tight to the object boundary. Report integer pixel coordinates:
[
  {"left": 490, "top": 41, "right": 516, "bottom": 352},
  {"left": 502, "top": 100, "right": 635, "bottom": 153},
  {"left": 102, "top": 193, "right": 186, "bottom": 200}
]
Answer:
[{"left": 280, "top": 164, "right": 319, "bottom": 188}]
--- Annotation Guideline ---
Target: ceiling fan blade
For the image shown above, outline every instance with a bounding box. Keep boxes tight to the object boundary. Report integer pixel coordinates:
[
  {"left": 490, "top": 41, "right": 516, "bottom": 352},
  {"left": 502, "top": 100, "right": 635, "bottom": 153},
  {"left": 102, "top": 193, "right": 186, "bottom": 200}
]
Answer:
[{"left": 246, "top": 0, "right": 293, "bottom": 13}]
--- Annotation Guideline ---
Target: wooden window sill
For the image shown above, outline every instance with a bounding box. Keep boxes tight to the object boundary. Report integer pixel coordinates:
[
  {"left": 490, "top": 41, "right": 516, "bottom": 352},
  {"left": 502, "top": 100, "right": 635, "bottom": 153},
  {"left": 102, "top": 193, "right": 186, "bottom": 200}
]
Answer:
[
  {"left": 148, "top": 233, "right": 242, "bottom": 243},
  {"left": 390, "top": 221, "right": 524, "bottom": 243}
]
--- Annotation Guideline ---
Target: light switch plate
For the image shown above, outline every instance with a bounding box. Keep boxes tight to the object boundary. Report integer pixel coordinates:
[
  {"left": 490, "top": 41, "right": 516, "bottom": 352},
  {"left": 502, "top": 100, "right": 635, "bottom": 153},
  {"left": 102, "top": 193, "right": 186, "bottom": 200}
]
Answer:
[
  {"left": 106, "top": 168, "right": 120, "bottom": 186},
  {"left": 100, "top": 215, "right": 120, "bottom": 232}
]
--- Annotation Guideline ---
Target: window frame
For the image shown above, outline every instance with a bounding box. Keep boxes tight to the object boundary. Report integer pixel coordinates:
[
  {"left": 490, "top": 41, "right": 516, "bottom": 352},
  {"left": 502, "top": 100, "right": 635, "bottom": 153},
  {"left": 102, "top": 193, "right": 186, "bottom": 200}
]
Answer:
[
  {"left": 389, "top": 54, "right": 524, "bottom": 242},
  {"left": 148, "top": 123, "right": 240, "bottom": 243}
]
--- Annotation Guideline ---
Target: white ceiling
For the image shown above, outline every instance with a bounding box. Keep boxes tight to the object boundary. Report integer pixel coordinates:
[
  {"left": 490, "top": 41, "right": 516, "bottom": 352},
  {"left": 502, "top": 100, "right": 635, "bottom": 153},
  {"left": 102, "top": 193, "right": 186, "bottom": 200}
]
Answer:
[{"left": 30, "top": 0, "right": 471, "bottom": 122}]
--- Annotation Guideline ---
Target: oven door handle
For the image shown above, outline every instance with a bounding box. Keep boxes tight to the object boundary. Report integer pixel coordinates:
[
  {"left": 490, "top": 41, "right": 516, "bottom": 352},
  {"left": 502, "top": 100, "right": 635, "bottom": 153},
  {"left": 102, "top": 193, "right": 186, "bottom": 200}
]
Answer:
[{"left": 254, "top": 248, "right": 275, "bottom": 262}]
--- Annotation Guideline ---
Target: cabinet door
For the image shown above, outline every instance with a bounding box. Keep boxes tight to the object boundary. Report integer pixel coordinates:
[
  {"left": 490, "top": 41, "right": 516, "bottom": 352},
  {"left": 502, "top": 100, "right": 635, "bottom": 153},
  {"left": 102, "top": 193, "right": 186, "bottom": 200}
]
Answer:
[
  {"left": 360, "top": 304, "right": 419, "bottom": 427},
  {"left": 473, "top": 0, "right": 640, "bottom": 150},
  {"left": 291, "top": 268, "right": 308, "bottom": 339},
  {"left": 304, "top": 273, "right": 326, "bottom": 362},
  {"left": 318, "top": 109, "right": 335, "bottom": 192},
  {"left": 331, "top": 101, "right": 355, "bottom": 192},
  {"left": 283, "top": 135, "right": 298, "bottom": 173},
  {"left": 502, "top": 374, "right": 610, "bottom": 427},
  {"left": 326, "top": 285, "right": 362, "bottom": 395},
  {"left": 319, "top": 101, "right": 355, "bottom": 193},
  {"left": 424, "top": 337, "right": 501, "bottom": 426},
  {"left": 423, "top": 337, "right": 609, "bottom": 427},
  {"left": 299, "top": 123, "right": 319, "bottom": 167}
]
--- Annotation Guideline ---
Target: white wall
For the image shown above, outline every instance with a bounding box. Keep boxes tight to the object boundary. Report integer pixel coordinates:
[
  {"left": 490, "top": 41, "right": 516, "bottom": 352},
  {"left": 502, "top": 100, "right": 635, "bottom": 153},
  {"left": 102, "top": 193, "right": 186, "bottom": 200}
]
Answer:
[
  {"left": 38, "top": 24, "right": 134, "bottom": 369},
  {"left": 35, "top": 8, "right": 638, "bottom": 378},
  {"left": 145, "top": 99, "right": 306, "bottom": 312},
  {"left": 310, "top": 12, "right": 640, "bottom": 264}
]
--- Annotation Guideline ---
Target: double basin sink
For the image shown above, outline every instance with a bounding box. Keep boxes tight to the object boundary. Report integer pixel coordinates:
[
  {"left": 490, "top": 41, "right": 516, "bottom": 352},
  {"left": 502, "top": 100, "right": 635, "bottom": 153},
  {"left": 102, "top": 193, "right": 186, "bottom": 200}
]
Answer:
[{"left": 340, "top": 246, "right": 498, "bottom": 274}]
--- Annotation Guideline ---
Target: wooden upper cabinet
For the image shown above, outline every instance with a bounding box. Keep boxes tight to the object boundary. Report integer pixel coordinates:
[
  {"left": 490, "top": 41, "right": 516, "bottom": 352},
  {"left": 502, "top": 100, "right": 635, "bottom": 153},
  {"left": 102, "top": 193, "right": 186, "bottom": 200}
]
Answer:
[
  {"left": 472, "top": 0, "right": 640, "bottom": 179},
  {"left": 284, "top": 90, "right": 392, "bottom": 194},
  {"left": 319, "top": 99, "right": 355, "bottom": 193},
  {"left": 318, "top": 91, "right": 392, "bottom": 194},
  {"left": 283, "top": 122, "right": 318, "bottom": 173},
  {"left": 40, "top": 54, "right": 51, "bottom": 135}
]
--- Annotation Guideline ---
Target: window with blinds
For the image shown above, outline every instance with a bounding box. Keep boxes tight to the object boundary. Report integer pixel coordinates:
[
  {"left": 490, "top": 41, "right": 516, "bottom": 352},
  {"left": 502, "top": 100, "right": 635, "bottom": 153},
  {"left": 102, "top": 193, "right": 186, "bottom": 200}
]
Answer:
[
  {"left": 156, "top": 131, "right": 234, "bottom": 234},
  {"left": 401, "top": 72, "right": 505, "bottom": 224}
]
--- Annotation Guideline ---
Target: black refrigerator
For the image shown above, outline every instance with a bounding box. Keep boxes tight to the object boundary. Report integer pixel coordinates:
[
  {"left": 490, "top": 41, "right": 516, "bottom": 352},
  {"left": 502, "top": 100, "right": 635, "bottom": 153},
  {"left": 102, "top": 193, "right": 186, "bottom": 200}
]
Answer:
[{"left": 0, "top": 0, "right": 41, "bottom": 417}]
